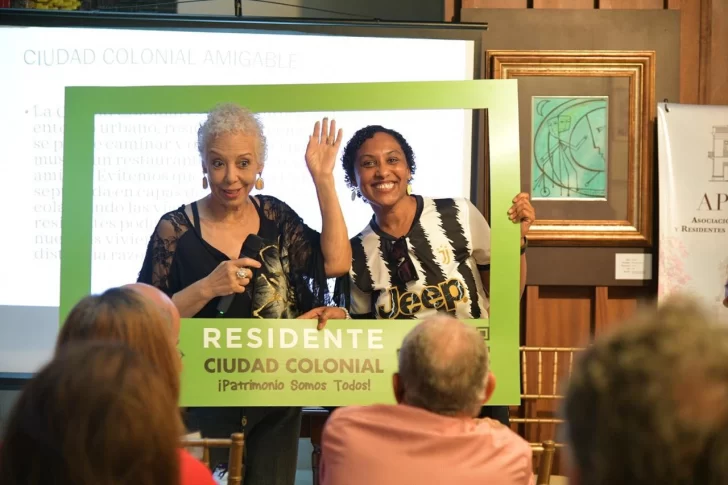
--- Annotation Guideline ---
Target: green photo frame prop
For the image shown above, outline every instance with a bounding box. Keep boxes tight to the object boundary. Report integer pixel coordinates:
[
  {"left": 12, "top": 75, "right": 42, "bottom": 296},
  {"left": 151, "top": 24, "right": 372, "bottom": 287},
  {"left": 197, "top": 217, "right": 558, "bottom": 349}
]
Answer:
[{"left": 60, "top": 80, "right": 522, "bottom": 406}]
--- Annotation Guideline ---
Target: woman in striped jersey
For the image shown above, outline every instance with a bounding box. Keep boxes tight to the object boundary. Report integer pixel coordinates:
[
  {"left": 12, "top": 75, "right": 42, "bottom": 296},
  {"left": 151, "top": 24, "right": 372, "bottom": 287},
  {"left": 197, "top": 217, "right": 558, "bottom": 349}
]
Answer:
[{"left": 335, "top": 125, "right": 535, "bottom": 426}]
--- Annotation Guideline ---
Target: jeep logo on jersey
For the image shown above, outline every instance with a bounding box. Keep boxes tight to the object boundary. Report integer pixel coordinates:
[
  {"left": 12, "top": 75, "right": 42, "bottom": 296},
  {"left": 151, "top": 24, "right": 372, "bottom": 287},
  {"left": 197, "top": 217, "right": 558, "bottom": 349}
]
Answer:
[{"left": 375, "top": 278, "right": 466, "bottom": 319}]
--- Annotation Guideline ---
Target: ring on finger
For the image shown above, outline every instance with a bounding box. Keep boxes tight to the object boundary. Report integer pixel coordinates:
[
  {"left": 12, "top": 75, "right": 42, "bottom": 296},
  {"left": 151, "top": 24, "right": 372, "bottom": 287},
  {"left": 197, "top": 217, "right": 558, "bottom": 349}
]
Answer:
[{"left": 236, "top": 268, "right": 248, "bottom": 279}]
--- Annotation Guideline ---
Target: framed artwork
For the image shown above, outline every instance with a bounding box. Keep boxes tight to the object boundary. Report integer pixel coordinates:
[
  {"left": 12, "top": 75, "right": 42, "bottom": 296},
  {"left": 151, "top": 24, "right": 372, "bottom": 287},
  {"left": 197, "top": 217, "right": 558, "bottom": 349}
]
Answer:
[{"left": 486, "top": 50, "right": 656, "bottom": 246}]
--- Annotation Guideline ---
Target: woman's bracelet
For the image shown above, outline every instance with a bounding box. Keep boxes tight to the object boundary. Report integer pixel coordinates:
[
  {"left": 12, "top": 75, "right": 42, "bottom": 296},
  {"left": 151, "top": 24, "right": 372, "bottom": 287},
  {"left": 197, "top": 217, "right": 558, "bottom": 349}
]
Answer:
[{"left": 340, "top": 307, "right": 352, "bottom": 320}]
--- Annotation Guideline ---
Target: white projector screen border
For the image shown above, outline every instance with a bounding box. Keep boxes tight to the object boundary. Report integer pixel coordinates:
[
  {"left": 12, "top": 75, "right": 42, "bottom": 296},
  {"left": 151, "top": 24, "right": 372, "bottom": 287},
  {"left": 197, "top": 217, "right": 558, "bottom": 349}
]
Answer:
[{"left": 0, "top": 11, "right": 485, "bottom": 377}]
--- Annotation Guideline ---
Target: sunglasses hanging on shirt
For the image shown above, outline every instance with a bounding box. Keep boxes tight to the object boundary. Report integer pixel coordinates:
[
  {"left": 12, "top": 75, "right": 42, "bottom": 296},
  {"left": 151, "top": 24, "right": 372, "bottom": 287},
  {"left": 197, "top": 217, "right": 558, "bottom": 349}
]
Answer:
[{"left": 389, "top": 237, "right": 418, "bottom": 285}]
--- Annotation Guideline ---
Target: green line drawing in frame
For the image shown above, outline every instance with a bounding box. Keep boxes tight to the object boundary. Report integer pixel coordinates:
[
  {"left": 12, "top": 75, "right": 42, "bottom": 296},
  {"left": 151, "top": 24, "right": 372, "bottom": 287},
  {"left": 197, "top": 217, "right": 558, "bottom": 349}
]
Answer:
[
  {"left": 531, "top": 96, "right": 608, "bottom": 200},
  {"left": 60, "top": 80, "right": 523, "bottom": 405}
]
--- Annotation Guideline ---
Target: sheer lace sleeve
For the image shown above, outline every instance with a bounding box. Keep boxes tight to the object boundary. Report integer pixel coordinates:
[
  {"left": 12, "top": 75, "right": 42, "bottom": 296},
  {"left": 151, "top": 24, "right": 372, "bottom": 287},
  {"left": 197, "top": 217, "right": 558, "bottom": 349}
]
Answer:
[
  {"left": 258, "top": 195, "right": 348, "bottom": 312},
  {"left": 137, "top": 209, "right": 191, "bottom": 296}
]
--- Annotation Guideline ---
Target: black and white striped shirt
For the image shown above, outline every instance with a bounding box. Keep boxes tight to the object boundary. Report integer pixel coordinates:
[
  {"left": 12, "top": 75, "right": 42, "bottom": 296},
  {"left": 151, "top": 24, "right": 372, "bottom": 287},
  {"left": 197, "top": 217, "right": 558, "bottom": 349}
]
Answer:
[{"left": 349, "top": 195, "right": 491, "bottom": 320}]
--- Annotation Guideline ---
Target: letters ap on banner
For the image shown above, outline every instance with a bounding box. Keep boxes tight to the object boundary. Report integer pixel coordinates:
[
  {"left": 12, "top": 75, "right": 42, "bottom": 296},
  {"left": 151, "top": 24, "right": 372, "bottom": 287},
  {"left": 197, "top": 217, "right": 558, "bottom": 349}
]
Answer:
[{"left": 657, "top": 102, "right": 728, "bottom": 318}]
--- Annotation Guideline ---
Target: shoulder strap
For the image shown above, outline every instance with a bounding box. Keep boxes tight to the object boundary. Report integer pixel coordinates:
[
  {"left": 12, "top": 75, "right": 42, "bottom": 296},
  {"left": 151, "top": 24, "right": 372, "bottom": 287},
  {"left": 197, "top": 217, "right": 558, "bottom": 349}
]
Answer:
[{"left": 190, "top": 201, "right": 203, "bottom": 238}]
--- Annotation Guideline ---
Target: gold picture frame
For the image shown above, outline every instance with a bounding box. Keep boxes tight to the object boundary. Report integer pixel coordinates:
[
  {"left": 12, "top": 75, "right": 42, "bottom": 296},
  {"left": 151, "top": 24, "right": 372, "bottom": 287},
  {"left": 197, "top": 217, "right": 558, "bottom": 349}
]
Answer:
[{"left": 486, "top": 50, "right": 656, "bottom": 247}]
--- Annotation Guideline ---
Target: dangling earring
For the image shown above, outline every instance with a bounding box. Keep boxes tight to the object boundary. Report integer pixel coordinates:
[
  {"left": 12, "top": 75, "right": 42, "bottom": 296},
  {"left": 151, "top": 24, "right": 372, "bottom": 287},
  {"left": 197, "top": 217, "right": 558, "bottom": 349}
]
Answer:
[
  {"left": 254, "top": 174, "right": 264, "bottom": 191},
  {"left": 406, "top": 183, "right": 412, "bottom": 195},
  {"left": 351, "top": 188, "right": 357, "bottom": 201},
  {"left": 202, "top": 175, "right": 208, "bottom": 190}
]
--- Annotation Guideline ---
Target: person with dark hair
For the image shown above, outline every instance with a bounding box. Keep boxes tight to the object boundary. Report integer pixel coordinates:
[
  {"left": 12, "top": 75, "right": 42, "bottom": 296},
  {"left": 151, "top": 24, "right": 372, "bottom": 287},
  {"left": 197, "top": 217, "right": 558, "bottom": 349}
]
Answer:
[
  {"left": 0, "top": 341, "right": 192, "bottom": 485},
  {"left": 341, "top": 125, "right": 418, "bottom": 200},
  {"left": 136, "top": 103, "right": 351, "bottom": 485},
  {"left": 322, "top": 125, "right": 534, "bottom": 425},
  {"left": 319, "top": 315, "right": 534, "bottom": 485},
  {"left": 339, "top": 124, "right": 532, "bottom": 322},
  {"left": 563, "top": 296, "right": 728, "bottom": 485}
]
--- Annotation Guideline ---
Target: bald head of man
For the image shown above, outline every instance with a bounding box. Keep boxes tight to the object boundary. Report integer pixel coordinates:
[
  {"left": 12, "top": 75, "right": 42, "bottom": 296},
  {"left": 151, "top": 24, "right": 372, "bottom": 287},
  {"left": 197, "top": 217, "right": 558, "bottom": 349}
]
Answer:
[
  {"left": 394, "top": 314, "right": 495, "bottom": 418},
  {"left": 123, "top": 283, "right": 181, "bottom": 339}
]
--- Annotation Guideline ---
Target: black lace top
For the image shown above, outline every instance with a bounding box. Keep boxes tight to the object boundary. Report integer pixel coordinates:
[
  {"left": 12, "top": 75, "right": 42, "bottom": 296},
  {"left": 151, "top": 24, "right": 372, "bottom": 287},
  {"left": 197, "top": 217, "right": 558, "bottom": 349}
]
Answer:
[{"left": 137, "top": 195, "right": 339, "bottom": 319}]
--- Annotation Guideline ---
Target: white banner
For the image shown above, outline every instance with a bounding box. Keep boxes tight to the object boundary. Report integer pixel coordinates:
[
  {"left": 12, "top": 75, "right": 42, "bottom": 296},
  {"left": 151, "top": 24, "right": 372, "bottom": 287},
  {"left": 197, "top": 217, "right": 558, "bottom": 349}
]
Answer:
[{"left": 657, "top": 103, "right": 728, "bottom": 317}]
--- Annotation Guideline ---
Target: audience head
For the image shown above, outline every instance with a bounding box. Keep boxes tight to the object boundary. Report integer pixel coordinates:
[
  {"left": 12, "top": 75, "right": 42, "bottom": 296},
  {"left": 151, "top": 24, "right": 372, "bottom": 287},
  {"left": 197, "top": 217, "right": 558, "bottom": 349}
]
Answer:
[
  {"left": 56, "top": 286, "right": 182, "bottom": 402},
  {"left": 395, "top": 314, "right": 493, "bottom": 417},
  {"left": 0, "top": 341, "right": 181, "bottom": 485},
  {"left": 123, "top": 282, "right": 181, "bottom": 338},
  {"left": 564, "top": 296, "right": 728, "bottom": 485}
]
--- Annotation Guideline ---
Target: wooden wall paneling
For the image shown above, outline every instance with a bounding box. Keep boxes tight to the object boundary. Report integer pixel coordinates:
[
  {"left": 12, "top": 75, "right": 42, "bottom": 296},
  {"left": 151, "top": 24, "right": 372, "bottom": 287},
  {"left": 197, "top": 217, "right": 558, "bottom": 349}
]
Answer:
[
  {"left": 664, "top": 0, "right": 727, "bottom": 105},
  {"left": 461, "top": 0, "right": 527, "bottom": 8},
  {"left": 599, "top": 0, "right": 663, "bottom": 7},
  {"left": 677, "top": 0, "right": 701, "bottom": 103},
  {"left": 525, "top": 286, "right": 593, "bottom": 347},
  {"left": 708, "top": 0, "right": 728, "bottom": 104},
  {"left": 593, "top": 286, "right": 654, "bottom": 335},
  {"left": 699, "top": 0, "right": 712, "bottom": 102},
  {"left": 533, "top": 0, "right": 593, "bottom": 8},
  {"left": 594, "top": 286, "right": 634, "bottom": 334},
  {"left": 443, "top": 0, "right": 459, "bottom": 21}
]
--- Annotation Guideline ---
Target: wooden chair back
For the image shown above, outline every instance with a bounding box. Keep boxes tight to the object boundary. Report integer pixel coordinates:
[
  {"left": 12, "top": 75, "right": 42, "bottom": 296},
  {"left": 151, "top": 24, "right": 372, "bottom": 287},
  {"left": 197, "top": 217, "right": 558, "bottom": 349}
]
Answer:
[
  {"left": 181, "top": 432, "right": 245, "bottom": 485},
  {"left": 510, "top": 346, "right": 586, "bottom": 449},
  {"left": 530, "top": 440, "right": 556, "bottom": 485}
]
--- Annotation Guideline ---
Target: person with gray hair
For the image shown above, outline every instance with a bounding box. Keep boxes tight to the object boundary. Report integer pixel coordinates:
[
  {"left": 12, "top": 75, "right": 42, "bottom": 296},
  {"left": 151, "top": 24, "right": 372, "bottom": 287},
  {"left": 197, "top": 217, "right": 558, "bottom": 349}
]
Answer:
[
  {"left": 319, "top": 314, "right": 534, "bottom": 485},
  {"left": 563, "top": 296, "right": 728, "bottom": 485},
  {"left": 396, "top": 313, "right": 491, "bottom": 417},
  {"left": 137, "top": 103, "right": 351, "bottom": 485}
]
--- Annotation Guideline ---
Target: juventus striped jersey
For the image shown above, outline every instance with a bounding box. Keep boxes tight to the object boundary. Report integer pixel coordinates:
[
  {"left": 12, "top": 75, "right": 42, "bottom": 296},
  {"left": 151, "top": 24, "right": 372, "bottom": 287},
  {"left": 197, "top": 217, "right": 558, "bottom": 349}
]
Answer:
[{"left": 349, "top": 195, "right": 491, "bottom": 320}]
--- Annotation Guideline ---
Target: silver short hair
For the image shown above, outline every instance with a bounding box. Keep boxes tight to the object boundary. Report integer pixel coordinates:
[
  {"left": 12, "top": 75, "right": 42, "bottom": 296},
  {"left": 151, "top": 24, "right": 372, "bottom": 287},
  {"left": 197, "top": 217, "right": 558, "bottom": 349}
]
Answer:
[
  {"left": 398, "top": 314, "right": 489, "bottom": 417},
  {"left": 197, "top": 103, "right": 268, "bottom": 166}
]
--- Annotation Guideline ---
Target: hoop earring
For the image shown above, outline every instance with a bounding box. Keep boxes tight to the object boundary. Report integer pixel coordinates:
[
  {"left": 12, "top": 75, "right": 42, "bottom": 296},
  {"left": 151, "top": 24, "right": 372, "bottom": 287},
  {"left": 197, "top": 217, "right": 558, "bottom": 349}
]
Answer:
[
  {"left": 254, "top": 175, "right": 264, "bottom": 191},
  {"left": 202, "top": 175, "right": 208, "bottom": 190},
  {"left": 351, "top": 188, "right": 357, "bottom": 201}
]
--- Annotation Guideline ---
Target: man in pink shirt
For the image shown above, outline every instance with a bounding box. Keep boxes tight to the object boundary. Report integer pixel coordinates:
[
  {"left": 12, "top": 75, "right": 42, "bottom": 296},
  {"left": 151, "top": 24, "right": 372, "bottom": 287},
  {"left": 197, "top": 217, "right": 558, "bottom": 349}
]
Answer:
[{"left": 320, "top": 314, "right": 534, "bottom": 485}]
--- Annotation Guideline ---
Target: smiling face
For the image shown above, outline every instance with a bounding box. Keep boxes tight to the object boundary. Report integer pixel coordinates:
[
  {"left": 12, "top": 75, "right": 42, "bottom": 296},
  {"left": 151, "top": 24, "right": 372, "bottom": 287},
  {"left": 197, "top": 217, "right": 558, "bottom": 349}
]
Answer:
[
  {"left": 203, "top": 132, "right": 260, "bottom": 208},
  {"left": 353, "top": 132, "right": 412, "bottom": 209}
]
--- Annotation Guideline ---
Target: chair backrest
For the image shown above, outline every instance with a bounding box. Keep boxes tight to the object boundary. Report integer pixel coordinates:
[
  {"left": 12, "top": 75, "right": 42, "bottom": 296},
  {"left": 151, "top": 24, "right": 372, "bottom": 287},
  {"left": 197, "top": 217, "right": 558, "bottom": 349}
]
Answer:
[
  {"left": 181, "top": 432, "right": 245, "bottom": 485},
  {"left": 519, "top": 346, "right": 585, "bottom": 401},
  {"left": 530, "top": 440, "right": 556, "bottom": 485},
  {"left": 510, "top": 346, "right": 586, "bottom": 449}
]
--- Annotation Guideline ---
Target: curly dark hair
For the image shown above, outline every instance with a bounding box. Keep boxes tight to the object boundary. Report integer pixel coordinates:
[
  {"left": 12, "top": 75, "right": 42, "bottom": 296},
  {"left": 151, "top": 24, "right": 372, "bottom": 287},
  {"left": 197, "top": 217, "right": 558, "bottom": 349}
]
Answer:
[{"left": 341, "top": 125, "right": 416, "bottom": 199}]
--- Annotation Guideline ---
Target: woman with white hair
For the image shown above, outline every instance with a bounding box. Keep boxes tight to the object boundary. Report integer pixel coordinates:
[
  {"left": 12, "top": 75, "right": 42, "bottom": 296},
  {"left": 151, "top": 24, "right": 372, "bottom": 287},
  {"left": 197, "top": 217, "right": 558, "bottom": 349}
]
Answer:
[{"left": 137, "top": 103, "right": 351, "bottom": 485}]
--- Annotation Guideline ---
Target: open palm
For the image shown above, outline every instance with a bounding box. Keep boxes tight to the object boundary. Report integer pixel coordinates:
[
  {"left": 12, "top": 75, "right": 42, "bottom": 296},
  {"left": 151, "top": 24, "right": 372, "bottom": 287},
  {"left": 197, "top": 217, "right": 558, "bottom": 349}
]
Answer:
[{"left": 305, "top": 117, "right": 343, "bottom": 181}]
